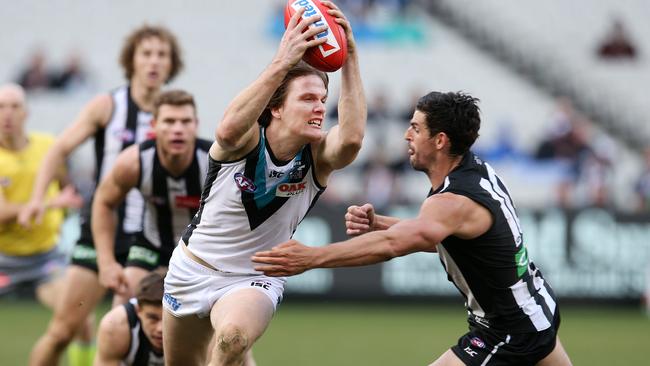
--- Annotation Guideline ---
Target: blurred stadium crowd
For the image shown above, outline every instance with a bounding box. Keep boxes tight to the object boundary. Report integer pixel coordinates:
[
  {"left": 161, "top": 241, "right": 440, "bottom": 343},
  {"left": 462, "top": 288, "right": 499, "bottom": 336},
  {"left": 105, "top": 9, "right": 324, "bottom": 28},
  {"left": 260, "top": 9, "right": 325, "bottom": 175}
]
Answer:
[{"left": 4, "top": 0, "right": 649, "bottom": 215}]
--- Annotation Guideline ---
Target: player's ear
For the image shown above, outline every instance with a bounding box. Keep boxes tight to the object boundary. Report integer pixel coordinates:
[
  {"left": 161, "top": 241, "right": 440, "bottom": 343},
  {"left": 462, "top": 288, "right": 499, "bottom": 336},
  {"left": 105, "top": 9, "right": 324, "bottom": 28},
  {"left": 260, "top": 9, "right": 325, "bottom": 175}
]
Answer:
[
  {"left": 271, "top": 106, "right": 282, "bottom": 119},
  {"left": 150, "top": 117, "right": 157, "bottom": 128}
]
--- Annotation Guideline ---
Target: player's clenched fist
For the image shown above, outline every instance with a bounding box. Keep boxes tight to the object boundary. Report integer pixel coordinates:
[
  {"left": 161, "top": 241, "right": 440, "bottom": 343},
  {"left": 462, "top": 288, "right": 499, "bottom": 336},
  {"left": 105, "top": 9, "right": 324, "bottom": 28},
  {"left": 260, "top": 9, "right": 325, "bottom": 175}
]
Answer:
[{"left": 345, "top": 203, "right": 375, "bottom": 236}]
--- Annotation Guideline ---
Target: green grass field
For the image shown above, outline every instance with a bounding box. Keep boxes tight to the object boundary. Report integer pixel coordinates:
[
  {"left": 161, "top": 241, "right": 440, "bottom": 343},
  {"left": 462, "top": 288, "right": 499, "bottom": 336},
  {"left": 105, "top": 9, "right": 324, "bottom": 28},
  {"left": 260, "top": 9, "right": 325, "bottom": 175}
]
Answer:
[{"left": 1, "top": 299, "right": 648, "bottom": 365}]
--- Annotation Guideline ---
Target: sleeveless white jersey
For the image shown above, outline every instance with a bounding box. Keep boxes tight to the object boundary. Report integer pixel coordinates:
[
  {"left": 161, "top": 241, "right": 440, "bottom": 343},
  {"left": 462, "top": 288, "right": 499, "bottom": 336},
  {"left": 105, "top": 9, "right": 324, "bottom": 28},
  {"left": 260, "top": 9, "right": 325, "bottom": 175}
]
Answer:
[
  {"left": 96, "top": 85, "right": 151, "bottom": 233},
  {"left": 78, "top": 85, "right": 151, "bottom": 250},
  {"left": 138, "top": 139, "right": 211, "bottom": 249},
  {"left": 182, "top": 129, "right": 325, "bottom": 274}
]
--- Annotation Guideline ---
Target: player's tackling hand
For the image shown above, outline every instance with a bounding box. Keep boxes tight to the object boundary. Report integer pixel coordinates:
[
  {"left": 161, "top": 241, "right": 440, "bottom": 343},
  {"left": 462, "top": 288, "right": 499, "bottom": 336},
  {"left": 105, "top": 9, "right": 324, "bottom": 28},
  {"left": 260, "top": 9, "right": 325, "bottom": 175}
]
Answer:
[
  {"left": 98, "top": 261, "right": 129, "bottom": 296},
  {"left": 345, "top": 203, "right": 375, "bottom": 236},
  {"left": 252, "top": 240, "right": 315, "bottom": 277}
]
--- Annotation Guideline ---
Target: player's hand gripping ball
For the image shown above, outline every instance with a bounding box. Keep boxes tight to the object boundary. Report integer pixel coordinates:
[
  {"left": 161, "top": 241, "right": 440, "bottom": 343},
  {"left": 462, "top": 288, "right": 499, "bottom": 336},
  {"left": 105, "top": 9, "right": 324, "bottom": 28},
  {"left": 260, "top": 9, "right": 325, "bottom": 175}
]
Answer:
[{"left": 284, "top": 0, "right": 348, "bottom": 72}]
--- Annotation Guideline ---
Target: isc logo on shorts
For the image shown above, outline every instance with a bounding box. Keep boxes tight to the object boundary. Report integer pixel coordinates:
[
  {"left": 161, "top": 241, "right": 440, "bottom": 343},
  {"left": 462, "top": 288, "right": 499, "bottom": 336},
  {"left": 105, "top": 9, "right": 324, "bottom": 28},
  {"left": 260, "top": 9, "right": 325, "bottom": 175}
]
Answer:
[{"left": 250, "top": 281, "right": 271, "bottom": 290}]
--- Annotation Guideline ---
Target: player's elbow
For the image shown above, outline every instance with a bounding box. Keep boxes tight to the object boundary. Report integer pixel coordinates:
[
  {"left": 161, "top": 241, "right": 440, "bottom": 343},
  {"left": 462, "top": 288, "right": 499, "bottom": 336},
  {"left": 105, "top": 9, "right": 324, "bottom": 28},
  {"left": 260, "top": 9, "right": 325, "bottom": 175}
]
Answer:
[
  {"left": 388, "top": 232, "right": 434, "bottom": 258},
  {"left": 215, "top": 123, "right": 241, "bottom": 151}
]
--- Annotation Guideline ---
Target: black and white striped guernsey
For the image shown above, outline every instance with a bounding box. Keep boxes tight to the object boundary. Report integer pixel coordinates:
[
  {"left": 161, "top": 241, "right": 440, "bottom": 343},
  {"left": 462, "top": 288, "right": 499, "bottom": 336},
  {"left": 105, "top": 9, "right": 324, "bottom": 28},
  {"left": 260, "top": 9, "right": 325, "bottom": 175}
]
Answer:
[
  {"left": 78, "top": 85, "right": 152, "bottom": 252},
  {"left": 123, "top": 301, "right": 164, "bottom": 366},
  {"left": 137, "top": 138, "right": 211, "bottom": 253},
  {"left": 431, "top": 152, "right": 557, "bottom": 333}
]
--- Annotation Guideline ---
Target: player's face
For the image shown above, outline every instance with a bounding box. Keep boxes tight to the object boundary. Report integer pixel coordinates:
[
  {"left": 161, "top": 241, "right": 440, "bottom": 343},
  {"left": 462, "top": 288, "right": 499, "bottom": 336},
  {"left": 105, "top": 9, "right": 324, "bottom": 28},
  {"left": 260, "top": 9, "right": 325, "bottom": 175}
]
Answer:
[
  {"left": 137, "top": 304, "right": 163, "bottom": 351},
  {"left": 405, "top": 110, "right": 436, "bottom": 172},
  {"left": 153, "top": 104, "right": 198, "bottom": 156},
  {"left": 0, "top": 87, "right": 27, "bottom": 137},
  {"left": 132, "top": 36, "right": 172, "bottom": 89},
  {"left": 275, "top": 75, "right": 327, "bottom": 143}
]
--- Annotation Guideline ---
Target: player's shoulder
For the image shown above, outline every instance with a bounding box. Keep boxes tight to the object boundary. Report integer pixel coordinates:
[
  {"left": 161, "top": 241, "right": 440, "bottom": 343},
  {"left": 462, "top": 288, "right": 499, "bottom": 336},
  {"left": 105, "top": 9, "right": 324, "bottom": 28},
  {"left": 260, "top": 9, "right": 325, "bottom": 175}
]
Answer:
[
  {"left": 99, "top": 304, "right": 131, "bottom": 338},
  {"left": 28, "top": 132, "right": 56, "bottom": 146},
  {"left": 97, "top": 304, "right": 131, "bottom": 360},
  {"left": 82, "top": 92, "right": 115, "bottom": 128}
]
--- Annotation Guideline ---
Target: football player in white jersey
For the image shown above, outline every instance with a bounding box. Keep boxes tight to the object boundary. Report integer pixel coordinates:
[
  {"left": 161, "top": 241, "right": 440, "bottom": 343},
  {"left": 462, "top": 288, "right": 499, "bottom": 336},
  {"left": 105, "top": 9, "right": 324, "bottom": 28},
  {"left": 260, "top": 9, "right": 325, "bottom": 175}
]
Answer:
[
  {"left": 162, "top": 2, "right": 366, "bottom": 366},
  {"left": 23, "top": 25, "right": 184, "bottom": 366}
]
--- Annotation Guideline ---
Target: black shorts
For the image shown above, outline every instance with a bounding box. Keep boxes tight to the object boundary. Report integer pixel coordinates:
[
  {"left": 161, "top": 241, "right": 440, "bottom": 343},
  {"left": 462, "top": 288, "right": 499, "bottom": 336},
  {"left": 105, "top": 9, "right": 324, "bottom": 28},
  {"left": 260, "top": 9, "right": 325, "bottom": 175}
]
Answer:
[
  {"left": 70, "top": 235, "right": 132, "bottom": 273},
  {"left": 451, "top": 310, "right": 561, "bottom": 366},
  {"left": 125, "top": 235, "right": 173, "bottom": 271}
]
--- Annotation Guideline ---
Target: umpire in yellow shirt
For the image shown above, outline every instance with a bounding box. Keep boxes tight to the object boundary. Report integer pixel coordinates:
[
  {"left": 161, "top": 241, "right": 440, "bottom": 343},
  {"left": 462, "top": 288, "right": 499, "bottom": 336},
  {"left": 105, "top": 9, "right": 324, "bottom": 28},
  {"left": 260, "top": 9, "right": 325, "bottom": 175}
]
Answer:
[{"left": 0, "top": 83, "right": 82, "bottom": 303}]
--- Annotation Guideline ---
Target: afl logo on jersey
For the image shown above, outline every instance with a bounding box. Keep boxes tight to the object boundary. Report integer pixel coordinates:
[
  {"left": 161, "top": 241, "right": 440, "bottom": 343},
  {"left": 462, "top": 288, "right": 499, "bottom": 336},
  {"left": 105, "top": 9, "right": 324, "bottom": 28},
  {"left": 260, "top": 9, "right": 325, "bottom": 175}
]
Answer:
[
  {"left": 234, "top": 173, "right": 256, "bottom": 193},
  {"left": 470, "top": 337, "right": 486, "bottom": 349},
  {"left": 112, "top": 128, "right": 135, "bottom": 143}
]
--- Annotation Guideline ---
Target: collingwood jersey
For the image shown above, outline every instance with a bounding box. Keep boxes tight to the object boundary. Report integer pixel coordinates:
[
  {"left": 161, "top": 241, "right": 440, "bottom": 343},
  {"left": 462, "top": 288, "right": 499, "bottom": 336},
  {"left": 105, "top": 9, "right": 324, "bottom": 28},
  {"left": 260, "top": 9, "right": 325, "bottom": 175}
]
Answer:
[
  {"left": 79, "top": 85, "right": 151, "bottom": 251},
  {"left": 123, "top": 301, "right": 164, "bottom": 366},
  {"left": 432, "top": 152, "right": 556, "bottom": 333},
  {"left": 182, "top": 128, "right": 325, "bottom": 274},
  {"left": 138, "top": 139, "right": 211, "bottom": 253}
]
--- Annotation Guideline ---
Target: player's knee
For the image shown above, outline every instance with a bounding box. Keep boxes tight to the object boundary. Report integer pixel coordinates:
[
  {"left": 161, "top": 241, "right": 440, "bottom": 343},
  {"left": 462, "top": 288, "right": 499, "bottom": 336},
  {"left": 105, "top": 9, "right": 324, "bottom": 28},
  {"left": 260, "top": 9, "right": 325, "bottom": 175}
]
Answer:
[
  {"left": 45, "top": 319, "right": 77, "bottom": 350},
  {"left": 215, "top": 325, "right": 249, "bottom": 361}
]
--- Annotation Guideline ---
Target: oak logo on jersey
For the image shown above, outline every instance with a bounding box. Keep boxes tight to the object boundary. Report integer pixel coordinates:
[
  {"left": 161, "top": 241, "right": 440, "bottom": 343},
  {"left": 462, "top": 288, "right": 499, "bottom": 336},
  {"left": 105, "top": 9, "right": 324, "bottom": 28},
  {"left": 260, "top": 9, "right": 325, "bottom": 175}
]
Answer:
[
  {"left": 234, "top": 172, "right": 256, "bottom": 193},
  {"left": 276, "top": 181, "right": 307, "bottom": 197}
]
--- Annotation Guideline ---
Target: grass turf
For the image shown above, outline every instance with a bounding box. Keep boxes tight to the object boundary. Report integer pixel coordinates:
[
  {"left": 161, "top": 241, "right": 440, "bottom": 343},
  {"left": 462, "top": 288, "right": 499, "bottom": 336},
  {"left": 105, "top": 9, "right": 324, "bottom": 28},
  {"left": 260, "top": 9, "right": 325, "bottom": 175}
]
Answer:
[{"left": 0, "top": 299, "right": 648, "bottom": 365}]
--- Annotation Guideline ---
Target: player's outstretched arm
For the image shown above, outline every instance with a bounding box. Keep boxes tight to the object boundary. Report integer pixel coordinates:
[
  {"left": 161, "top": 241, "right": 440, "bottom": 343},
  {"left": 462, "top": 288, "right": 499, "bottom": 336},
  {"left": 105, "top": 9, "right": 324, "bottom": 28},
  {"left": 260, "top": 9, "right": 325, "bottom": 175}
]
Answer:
[
  {"left": 94, "top": 306, "right": 130, "bottom": 366},
  {"left": 212, "top": 7, "right": 328, "bottom": 161},
  {"left": 19, "top": 94, "right": 112, "bottom": 227},
  {"left": 314, "top": 1, "right": 366, "bottom": 177},
  {"left": 92, "top": 145, "right": 140, "bottom": 296},
  {"left": 253, "top": 193, "right": 493, "bottom": 276}
]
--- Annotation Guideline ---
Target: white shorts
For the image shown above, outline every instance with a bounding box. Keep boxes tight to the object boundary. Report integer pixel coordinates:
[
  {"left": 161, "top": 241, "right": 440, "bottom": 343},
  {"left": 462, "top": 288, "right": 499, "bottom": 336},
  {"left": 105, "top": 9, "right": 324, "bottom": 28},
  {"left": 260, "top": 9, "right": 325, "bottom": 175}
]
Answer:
[{"left": 163, "top": 245, "right": 285, "bottom": 318}]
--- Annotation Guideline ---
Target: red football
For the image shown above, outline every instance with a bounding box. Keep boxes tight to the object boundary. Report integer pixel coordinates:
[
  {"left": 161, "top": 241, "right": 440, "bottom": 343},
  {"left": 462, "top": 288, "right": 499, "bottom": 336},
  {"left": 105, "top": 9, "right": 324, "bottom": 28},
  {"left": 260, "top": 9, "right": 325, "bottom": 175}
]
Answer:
[{"left": 284, "top": 0, "right": 348, "bottom": 72}]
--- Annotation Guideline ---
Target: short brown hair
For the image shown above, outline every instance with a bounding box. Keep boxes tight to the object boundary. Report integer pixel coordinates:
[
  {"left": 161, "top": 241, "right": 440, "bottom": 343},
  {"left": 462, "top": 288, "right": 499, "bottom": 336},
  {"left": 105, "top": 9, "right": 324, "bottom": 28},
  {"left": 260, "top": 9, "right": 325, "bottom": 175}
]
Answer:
[
  {"left": 153, "top": 89, "right": 196, "bottom": 118},
  {"left": 258, "top": 61, "right": 329, "bottom": 127},
  {"left": 119, "top": 24, "right": 183, "bottom": 83},
  {"left": 135, "top": 269, "right": 166, "bottom": 307}
]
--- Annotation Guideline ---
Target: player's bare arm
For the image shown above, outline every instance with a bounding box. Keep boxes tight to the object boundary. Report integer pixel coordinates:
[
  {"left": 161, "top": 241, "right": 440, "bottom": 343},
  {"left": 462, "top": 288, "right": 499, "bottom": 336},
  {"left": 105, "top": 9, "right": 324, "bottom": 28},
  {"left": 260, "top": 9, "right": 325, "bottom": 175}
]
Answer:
[
  {"left": 94, "top": 306, "right": 130, "bottom": 366},
  {"left": 253, "top": 193, "right": 493, "bottom": 276},
  {"left": 313, "top": 1, "right": 366, "bottom": 182},
  {"left": 212, "top": 8, "right": 328, "bottom": 162},
  {"left": 92, "top": 145, "right": 140, "bottom": 295},
  {"left": 19, "top": 94, "right": 113, "bottom": 227}
]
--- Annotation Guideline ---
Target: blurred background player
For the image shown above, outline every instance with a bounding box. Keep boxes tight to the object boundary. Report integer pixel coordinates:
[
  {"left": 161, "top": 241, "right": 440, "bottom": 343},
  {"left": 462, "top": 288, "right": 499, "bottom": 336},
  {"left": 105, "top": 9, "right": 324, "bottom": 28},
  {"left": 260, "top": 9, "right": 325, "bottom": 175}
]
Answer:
[
  {"left": 22, "top": 25, "right": 184, "bottom": 366},
  {"left": 162, "top": 2, "right": 365, "bottom": 365},
  {"left": 0, "top": 81, "right": 87, "bottom": 319},
  {"left": 252, "top": 92, "right": 572, "bottom": 365},
  {"left": 94, "top": 270, "right": 166, "bottom": 366},
  {"left": 93, "top": 89, "right": 211, "bottom": 298}
]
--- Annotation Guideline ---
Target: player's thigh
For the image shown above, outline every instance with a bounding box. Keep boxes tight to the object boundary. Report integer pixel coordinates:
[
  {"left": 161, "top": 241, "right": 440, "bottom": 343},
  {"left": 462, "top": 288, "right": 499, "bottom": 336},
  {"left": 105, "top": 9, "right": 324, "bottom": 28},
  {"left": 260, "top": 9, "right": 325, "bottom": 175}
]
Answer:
[
  {"left": 210, "top": 288, "right": 275, "bottom": 344},
  {"left": 536, "top": 337, "right": 572, "bottom": 366},
  {"left": 124, "top": 266, "right": 150, "bottom": 294},
  {"left": 429, "top": 349, "right": 466, "bottom": 366},
  {"left": 35, "top": 274, "right": 65, "bottom": 309},
  {"left": 163, "top": 308, "right": 213, "bottom": 366},
  {"left": 50, "top": 265, "right": 106, "bottom": 332}
]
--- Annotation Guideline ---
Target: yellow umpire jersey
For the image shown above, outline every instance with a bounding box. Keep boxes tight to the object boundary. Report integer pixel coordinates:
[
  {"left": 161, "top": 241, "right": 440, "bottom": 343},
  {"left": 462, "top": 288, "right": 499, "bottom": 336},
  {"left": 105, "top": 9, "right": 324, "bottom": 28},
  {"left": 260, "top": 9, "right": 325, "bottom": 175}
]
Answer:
[{"left": 0, "top": 132, "right": 64, "bottom": 256}]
